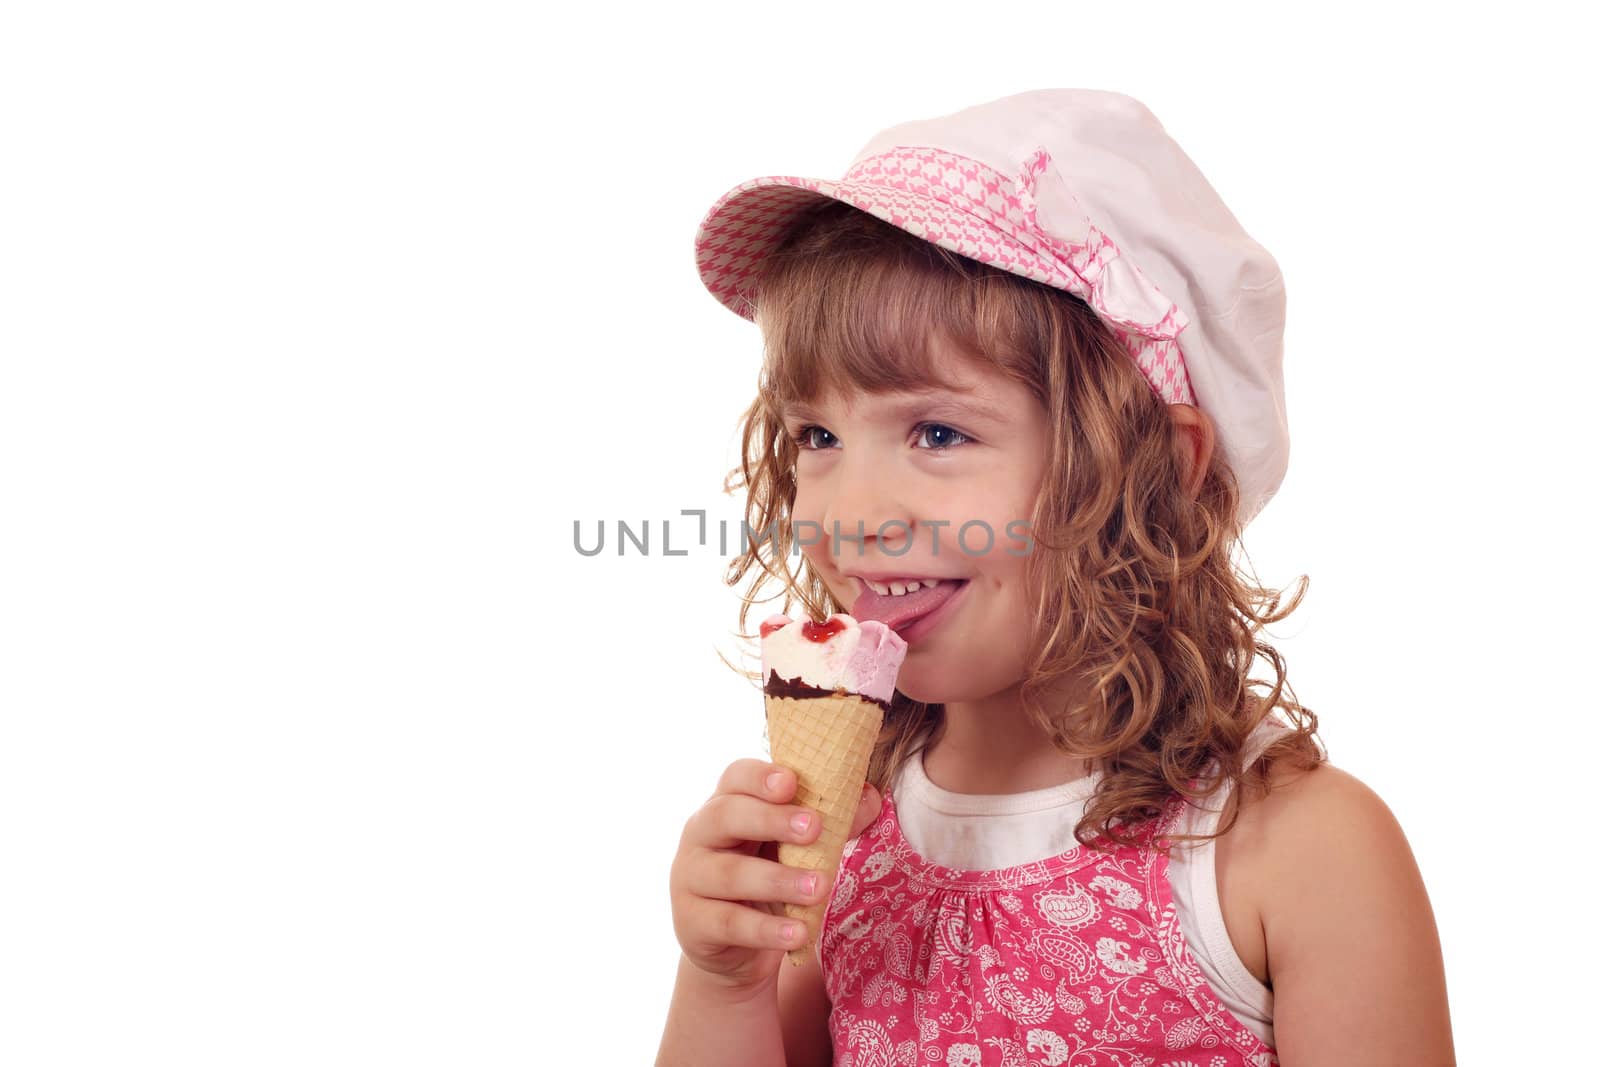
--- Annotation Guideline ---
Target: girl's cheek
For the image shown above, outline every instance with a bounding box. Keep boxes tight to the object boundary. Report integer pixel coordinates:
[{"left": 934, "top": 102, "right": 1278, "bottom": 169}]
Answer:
[{"left": 791, "top": 486, "right": 820, "bottom": 522}]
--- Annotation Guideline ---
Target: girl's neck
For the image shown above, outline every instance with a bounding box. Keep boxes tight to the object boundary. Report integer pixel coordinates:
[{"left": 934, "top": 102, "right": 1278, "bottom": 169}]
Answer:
[{"left": 921, "top": 685, "right": 1099, "bottom": 795}]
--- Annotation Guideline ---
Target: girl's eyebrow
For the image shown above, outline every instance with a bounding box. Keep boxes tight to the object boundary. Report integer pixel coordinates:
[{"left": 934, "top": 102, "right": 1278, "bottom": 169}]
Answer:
[
  {"left": 780, "top": 391, "right": 1005, "bottom": 424},
  {"left": 875, "top": 393, "right": 1006, "bottom": 423},
  {"left": 778, "top": 400, "right": 824, "bottom": 421}
]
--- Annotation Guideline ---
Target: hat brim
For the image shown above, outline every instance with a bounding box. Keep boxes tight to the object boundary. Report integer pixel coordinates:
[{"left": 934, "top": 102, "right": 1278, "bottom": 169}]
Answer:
[{"left": 693, "top": 174, "right": 1089, "bottom": 322}]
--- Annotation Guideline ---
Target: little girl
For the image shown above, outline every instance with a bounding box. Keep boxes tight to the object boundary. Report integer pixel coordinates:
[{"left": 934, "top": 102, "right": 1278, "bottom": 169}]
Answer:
[{"left": 659, "top": 90, "right": 1454, "bottom": 1066}]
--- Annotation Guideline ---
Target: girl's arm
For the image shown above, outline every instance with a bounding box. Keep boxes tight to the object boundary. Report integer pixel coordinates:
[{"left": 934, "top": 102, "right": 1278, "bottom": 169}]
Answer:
[
  {"left": 776, "top": 944, "right": 833, "bottom": 1066},
  {"left": 656, "top": 948, "right": 834, "bottom": 1067},
  {"left": 1253, "top": 763, "right": 1456, "bottom": 1064},
  {"left": 656, "top": 953, "right": 786, "bottom": 1067}
]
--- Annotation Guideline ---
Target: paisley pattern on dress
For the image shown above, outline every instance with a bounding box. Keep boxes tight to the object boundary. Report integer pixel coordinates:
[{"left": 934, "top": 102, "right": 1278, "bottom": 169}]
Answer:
[{"left": 820, "top": 786, "right": 1278, "bottom": 1066}]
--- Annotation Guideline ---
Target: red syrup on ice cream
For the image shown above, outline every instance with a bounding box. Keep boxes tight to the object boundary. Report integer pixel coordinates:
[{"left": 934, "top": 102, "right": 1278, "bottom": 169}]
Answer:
[
  {"left": 801, "top": 617, "right": 846, "bottom": 642},
  {"left": 759, "top": 616, "right": 848, "bottom": 641}
]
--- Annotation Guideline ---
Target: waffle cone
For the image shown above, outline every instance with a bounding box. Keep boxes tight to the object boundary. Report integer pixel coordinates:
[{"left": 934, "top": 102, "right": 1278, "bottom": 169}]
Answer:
[{"left": 765, "top": 691, "right": 885, "bottom": 967}]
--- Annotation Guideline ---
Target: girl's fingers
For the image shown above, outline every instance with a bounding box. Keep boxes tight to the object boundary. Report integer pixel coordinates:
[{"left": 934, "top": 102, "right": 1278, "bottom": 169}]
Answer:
[
  {"left": 850, "top": 782, "right": 883, "bottom": 840},
  {"left": 713, "top": 759, "right": 796, "bottom": 804},
  {"left": 688, "top": 897, "right": 810, "bottom": 953},
  {"left": 681, "top": 847, "right": 830, "bottom": 909},
  {"left": 688, "top": 784, "right": 820, "bottom": 853}
]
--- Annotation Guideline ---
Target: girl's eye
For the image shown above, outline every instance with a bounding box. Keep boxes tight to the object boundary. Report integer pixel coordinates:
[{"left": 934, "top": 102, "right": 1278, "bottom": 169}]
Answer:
[
  {"left": 791, "top": 425, "right": 838, "bottom": 450},
  {"left": 790, "top": 423, "right": 971, "bottom": 450},
  {"left": 914, "top": 422, "right": 971, "bottom": 450}
]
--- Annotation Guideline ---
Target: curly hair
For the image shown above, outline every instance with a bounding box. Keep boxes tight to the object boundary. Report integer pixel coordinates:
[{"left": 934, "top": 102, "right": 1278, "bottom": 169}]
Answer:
[{"left": 722, "top": 199, "right": 1326, "bottom": 858}]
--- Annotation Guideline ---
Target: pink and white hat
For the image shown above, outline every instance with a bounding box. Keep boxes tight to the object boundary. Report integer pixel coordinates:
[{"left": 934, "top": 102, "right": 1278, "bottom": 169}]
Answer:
[{"left": 693, "top": 88, "right": 1289, "bottom": 526}]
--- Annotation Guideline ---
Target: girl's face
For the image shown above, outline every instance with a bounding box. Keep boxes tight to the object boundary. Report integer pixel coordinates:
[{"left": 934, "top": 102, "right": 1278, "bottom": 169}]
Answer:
[{"left": 785, "top": 343, "right": 1050, "bottom": 704}]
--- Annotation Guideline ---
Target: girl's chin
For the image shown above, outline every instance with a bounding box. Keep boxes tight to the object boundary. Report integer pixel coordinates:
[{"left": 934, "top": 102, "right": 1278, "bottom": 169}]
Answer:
[
  {"left": 894, "top": 668, "right": 974, "bottom": 706},
  {"left": 891, "top": 663, "right": 935, "bottom": 704},
  {"left": 894, "top": 649, "right": 1023, "bottom": 707}
]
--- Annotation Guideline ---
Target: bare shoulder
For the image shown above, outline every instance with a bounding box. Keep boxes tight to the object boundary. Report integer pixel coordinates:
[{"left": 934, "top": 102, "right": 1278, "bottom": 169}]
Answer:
[
  {"left": 1230, "top": 759, "right": 1457, "bottom": 1063},
  {"left": 1233, "top": 758, "right": 1424, "bottom": 900},
  {"left": 1224, "top": 754, "right": 1354, "bottom": 842}
]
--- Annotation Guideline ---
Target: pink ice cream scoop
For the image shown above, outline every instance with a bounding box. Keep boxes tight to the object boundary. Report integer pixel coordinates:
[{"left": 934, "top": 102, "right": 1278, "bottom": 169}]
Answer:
[{"left": 759, "top": 613, "right": 907, "bottom": 705}]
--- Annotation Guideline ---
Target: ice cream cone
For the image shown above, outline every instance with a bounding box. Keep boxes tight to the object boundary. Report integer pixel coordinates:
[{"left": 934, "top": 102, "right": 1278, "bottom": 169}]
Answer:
[
  {"left": 758, "top": 611, "right": 905, "bottom": 967},
  {"left": 765, "top": 691, "right": 884, "bottom": 967}
]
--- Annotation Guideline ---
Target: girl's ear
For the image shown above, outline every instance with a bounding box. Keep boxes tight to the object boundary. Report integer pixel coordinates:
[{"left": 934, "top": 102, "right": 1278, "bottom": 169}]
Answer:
[{"left": 1168, "top": 403, "right": 1216, "bottom": 500}]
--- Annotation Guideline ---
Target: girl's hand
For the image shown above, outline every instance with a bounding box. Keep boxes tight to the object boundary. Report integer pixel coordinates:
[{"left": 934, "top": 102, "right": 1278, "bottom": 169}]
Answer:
[{"left": 668, "top": 758, "right": 882, "bottom": 995}]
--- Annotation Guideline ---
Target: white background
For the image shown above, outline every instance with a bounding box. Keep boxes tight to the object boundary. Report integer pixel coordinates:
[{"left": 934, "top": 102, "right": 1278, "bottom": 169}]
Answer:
[{"left": 2, "top": 1, "right": 1594, "bottom": 1062}]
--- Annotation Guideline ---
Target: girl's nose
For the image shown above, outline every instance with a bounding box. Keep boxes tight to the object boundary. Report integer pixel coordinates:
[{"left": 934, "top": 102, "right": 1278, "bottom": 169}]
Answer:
[
  {"left": 820, "top": 514, "right": 914, "bottom": 564},
  {"left": 821, "top": 456, "right": 913, "bottom": 564}
]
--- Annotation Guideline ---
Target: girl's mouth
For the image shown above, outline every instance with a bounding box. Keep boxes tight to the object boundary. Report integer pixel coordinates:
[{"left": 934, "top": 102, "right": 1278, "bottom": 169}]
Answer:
[{"left": 848, "top": 578, "right": 970, "bottom": 638}]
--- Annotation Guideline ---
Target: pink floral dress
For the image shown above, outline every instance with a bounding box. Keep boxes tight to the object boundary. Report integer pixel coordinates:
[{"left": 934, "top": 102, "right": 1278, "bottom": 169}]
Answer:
[{"left": 818, "top": 784, "right": 1279, "bottom": 1067}]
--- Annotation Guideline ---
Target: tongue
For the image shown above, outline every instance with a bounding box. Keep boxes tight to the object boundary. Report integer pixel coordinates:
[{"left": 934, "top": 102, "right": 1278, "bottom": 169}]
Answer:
[{"left": 850, "top": 580, "right": 965, "bottom": 632}]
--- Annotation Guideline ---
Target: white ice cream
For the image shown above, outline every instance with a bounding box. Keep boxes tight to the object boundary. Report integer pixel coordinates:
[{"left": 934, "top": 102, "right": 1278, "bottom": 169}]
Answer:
[{"left": 759, "top": 612, "right": 907, "bottom": 705}]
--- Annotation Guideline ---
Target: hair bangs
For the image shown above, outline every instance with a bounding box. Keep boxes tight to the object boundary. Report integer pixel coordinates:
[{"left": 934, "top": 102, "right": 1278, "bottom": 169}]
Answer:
[{"left": 751, "top": 202, "right": 1022, "bottom": 412}]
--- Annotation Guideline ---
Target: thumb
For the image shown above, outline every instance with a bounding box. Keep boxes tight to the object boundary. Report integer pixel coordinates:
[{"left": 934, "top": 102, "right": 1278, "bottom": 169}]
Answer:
[{"left": 848, "top": 782, "right": 883, "bottom": 840}]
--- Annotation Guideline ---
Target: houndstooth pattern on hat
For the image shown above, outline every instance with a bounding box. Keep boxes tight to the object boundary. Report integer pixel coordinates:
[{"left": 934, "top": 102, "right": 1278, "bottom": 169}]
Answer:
[{"left": 694, "top": 144, "right": 1196, "bottom": 406}]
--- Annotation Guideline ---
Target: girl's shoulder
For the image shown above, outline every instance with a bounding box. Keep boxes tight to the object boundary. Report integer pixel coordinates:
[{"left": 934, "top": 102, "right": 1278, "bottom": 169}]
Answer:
[
  {"left": 1224, "top": 757, "right": 1454, "bottom": 1057},
  {"left": 1219, "top": 753, "right": 1351, "bottom": 907},
  {"left": 1210, "top": 749, "right": 1331, "bottom": 987}
]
